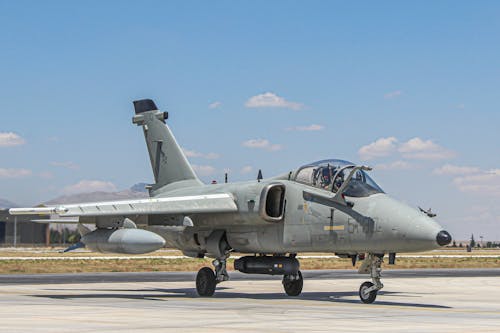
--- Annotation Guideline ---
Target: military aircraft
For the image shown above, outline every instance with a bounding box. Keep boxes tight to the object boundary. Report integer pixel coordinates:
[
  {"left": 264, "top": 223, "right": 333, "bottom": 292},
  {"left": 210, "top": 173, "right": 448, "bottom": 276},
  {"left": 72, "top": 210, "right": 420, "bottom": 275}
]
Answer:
[
  {"left": 10, "top": 99, "right": 452, "bottom": 303},
  {"left": 419, "top": 207, "right": 437, "bottom": 218}
]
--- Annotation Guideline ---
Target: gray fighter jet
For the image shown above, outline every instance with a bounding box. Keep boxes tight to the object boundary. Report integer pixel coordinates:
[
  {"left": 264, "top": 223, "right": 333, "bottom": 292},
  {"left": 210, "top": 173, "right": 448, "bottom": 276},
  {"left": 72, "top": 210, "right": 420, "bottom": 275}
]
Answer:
[{"left": 10, "top": 99, "right": 452, "bottom": 303}]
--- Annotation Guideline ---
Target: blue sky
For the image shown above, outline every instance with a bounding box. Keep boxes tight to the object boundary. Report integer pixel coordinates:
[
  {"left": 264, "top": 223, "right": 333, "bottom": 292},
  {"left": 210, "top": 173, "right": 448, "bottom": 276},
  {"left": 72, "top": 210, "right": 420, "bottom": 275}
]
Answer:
[{"left": 0, "top": 1, "right": 499, "bottom": 240}]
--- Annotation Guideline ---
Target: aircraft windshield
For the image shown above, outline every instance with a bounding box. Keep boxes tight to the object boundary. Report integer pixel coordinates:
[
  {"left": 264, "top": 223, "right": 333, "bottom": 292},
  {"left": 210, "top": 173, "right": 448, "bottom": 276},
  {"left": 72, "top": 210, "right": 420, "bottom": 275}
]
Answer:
[{"left": 294, "top": 159, "right": 384, "bottom": 197}]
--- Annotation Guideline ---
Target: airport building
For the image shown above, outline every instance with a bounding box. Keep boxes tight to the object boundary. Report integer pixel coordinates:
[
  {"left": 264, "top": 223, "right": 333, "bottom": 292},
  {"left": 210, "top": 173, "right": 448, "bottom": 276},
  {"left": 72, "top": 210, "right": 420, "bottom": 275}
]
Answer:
[{"left": 0, "top": 209, "right": 49, "bottom": 246}]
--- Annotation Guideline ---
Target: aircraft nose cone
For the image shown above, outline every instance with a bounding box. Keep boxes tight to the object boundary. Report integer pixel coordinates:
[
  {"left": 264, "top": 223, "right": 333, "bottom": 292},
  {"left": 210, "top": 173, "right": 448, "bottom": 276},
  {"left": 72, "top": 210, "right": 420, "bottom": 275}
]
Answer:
[{"left": 436, "top": 230, "right": 452, "bottom": 246}]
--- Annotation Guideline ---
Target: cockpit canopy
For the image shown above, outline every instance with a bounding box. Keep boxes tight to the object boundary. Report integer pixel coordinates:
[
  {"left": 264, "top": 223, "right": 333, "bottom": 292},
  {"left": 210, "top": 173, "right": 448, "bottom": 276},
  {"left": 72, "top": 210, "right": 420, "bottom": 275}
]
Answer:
[{"left": 293, "top": 159, "right": 384, "bottom": 197}]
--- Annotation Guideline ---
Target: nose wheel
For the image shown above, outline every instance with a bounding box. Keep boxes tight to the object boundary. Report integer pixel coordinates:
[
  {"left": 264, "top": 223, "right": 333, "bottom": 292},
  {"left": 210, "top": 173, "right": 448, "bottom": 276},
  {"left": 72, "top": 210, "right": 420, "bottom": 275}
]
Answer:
[
  {"left": 359, "top": 281, "right": 377, "bottom": 303},
  {"left": 282, "top": 270, "right": 303, "bottom": 296}
]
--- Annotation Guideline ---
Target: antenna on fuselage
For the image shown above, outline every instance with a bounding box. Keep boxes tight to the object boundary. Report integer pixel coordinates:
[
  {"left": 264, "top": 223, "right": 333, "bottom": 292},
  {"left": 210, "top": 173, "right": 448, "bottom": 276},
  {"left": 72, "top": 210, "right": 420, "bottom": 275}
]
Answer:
[{"left": 257, "top": 169, "right": 263, "bottom": 182}]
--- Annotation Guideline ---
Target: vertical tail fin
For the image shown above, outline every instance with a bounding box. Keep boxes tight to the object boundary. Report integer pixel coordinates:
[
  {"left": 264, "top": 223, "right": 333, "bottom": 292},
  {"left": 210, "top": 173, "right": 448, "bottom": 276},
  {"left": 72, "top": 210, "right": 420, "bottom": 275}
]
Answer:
[{"left": 132, "top": 99, "right": 202, "bottom": 193}]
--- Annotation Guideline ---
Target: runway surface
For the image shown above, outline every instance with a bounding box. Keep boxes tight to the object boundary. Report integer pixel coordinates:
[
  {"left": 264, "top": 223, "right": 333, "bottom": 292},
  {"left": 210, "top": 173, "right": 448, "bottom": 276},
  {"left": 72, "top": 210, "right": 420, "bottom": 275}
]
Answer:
[
  {"left": 1, "top": 269, "right": 499, "bottom": 332},
  {"left": 1, "top": 268, "right": 499, "bottom": 284}
]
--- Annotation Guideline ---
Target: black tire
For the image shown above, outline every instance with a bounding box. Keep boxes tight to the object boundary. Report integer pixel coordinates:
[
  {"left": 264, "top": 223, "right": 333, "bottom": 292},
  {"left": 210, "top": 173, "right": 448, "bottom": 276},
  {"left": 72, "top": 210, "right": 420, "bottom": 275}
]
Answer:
[
  {"left": 283, "top": 270, "right": 303, "bottom": 296},
  {"left": 359, "top": 281, "right": 377, "bottom": 304},
  {"left": 196, "top": 267, "right": 216, "bottom": 297}
]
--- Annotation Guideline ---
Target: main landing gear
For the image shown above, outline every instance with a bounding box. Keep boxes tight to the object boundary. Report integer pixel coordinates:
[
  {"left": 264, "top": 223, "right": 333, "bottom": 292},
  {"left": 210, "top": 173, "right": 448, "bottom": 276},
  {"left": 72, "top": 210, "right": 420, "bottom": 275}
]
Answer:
[
  {"left": 196, "top": 253, "right": 303, "bottom": 297},
  {"left": 282, "top": 270, "right": 303, "bottom": 296},
  {"left": 358, "top": 253, "right": 384, "bottom": 304},
  {"left": 196, "top": 254, "right": 229, "bottom": 297}
]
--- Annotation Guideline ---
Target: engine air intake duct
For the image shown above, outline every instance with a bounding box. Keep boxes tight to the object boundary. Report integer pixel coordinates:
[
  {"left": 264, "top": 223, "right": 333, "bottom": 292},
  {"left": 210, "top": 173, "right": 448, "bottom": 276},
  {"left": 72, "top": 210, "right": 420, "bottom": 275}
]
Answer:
[{"left": 234, "top": 256, "right": 299, "bottom": 275}]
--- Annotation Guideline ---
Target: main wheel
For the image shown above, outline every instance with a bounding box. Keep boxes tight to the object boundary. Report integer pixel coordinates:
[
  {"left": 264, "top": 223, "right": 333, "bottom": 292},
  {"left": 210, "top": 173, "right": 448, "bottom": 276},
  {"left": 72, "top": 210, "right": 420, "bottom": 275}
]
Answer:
[
  {"left": 359, "top": 281, "right": 377, "bottom": 304},
  {"left": 196, "top": 267, "right": 216, "bottom": 297},
  {"left": 283, "top": 270, "right": 303, "bottom": 296}
]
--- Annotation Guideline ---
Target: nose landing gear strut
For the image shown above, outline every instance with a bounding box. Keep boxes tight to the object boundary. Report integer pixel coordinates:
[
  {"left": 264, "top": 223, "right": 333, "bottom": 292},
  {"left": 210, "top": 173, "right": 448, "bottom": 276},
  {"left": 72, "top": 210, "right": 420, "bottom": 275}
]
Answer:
[{"left": 358, "top": 253, "right": 384, "bottom": 304}]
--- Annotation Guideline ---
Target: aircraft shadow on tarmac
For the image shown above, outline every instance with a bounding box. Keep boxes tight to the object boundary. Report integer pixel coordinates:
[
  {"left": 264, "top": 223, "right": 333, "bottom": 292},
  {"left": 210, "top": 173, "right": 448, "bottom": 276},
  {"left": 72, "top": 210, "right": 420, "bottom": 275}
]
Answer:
[{"left": 32, "top": 287, "right": 451, "bottom": 309}]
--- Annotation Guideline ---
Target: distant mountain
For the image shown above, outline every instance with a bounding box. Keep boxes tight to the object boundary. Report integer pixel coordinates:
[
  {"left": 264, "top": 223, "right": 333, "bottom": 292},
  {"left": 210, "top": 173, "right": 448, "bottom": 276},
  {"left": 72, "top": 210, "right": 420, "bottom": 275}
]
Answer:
[
  {"left": 0, "top": 198, "right": 18, "bottom": 209},
  {"left": 130, "top": 182, "right": 149, "bottom": 193},
  {"left": 44, "top": 184, "right": 149, "bottom": 205}
]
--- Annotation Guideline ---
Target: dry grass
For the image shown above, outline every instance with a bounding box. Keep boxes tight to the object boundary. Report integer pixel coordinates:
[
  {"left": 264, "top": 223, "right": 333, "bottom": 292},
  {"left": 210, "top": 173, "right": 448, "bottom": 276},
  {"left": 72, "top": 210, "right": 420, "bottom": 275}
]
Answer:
[
  {"left": 302, "top": 257, "right": 500, "bottom": 270},
  {"left": 0, "top": 256, "right": 499, "bottom": 274},
  {"left": 0, "top": 258, "right": 212, "bottom": 274},
  {"left": 0, "top": 248, "right": 184, "bottom": 257},
  {"left": 0, "top": 247, "right": 499, "bottom": 274}
]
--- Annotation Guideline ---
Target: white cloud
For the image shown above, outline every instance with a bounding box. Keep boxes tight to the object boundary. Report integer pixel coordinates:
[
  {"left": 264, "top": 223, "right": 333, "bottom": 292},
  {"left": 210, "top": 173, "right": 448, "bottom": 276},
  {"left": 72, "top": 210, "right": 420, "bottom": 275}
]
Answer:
[
  {"left": 453, "top": 169, "right": 500, "bottom": 196},
  {"left": 287, "top": 124, "right": 325, "bottom": 131},
  {"left": 359, "top": 137, "right": 454, "bottom": 161},
  {"left": 62, "top": 180, "right": 117, "bottom": 195},
  {"left": 399, "top": 137, "right": 455, "bottom": 160},
  {"left": 433, "top": 164, "right": 480, "bottom": 175},
  {"left": 358, "top": 137, "right": 398, "bottom": 161},
  {"left": 209, "top": 101, "right": 221, "bottom": 109},
  {"left": 39, "top": 171, "right": 54, "bottom": 179},
  {"left": 183, "top": 148, "right": 220, "bottom": 159},
  {"left": 434, "top": 165, "right": 500, "bottom": 197},
  {"left": 242, "top": 138, "right": 283, "bottom": 151},
  {"left": 183, "top": 149, "right": 201, "bottom": 158},
  {"left": 204, "top": 152, "right": 220, "bottom": 159},
  {"left": 384, "top": 90, "right": 402, "bottom": 99},
  {"left": 398, "top": 137, "right": 437, "bottom": 153},
  {"left": 50, "top": 161, "right": 80, "bottom": 170},
  {"left": 245, "top": 92, "right": 303, "bottom": 110},
  {"left": 375, "top": 160, "right": 413, "bottom": 171},
  {"left": 0, "top": 132, "right": 25, "bottom": 147},
  {"left": 240, "top": 165, "right": 253, "bottom": 174},
  {"left": 192, "top": 164, "right": 216, "bottom": 176},
  {"left": 0, "top": 168, "right": 32, "bottom": 178}
]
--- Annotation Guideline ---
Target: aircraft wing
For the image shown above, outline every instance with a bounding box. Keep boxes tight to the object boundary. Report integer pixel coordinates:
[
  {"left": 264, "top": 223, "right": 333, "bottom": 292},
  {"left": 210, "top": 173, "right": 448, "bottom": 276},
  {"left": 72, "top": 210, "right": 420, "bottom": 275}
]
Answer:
[
  {"left": 31, "top": 218, "right": 80, "bottom": 224},
  {"left": 9, "top": 193, "right": 237, "bottom": 217}
]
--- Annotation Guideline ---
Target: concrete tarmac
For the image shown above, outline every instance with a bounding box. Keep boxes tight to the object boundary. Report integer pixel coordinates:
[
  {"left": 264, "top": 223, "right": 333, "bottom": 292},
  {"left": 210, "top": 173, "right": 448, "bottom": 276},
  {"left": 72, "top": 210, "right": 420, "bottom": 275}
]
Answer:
[{"left": 0, "top": 269, "right": 499, "bottom": 332}]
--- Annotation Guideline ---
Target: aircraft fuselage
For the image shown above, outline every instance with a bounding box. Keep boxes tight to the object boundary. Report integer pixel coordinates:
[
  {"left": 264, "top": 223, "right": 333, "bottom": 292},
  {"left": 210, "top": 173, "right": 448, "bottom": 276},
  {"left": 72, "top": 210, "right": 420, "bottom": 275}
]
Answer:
[{"left": 146, "top": 179, "right": 448, "bottom": 257}]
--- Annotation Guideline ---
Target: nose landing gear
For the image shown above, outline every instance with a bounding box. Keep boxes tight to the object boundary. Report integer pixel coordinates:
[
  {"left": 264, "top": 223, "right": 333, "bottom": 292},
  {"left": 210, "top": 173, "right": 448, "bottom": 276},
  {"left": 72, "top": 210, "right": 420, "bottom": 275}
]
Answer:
[
  {"left": 359, "top": 281, "right": 378, "bottom": 304},
  {"left": 358, "top": 253, "right": 384, "bottom": 304}
]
